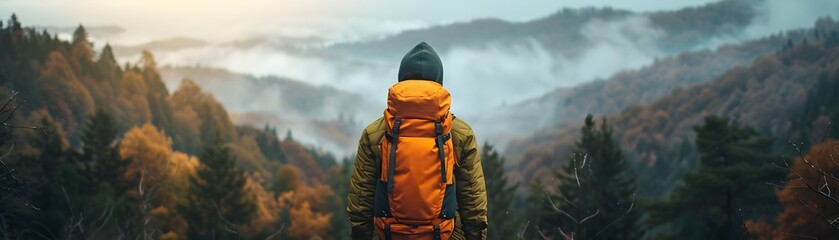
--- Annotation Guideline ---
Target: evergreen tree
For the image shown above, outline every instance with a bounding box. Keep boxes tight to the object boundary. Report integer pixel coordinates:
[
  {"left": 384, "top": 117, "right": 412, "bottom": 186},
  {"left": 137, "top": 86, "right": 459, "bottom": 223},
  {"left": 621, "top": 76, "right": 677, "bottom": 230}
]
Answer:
[
  {"left": 540, "top": 115, "right": 639, "bottom": 239},
  {"left": 96, "top": 43, "right": 122, "bottom": 81},
  {"left": 326, "top": 159, "right": 354, "bottom": 240},
  {"left": 647, "top": 116, "right": 783, "bottom": 239},
  {"left": 482, "top": 142, "right": 519, "bottom": 239},
  {"left": 180, "top": 138, "right": 255, "bottom": 239},
  {"left": 522, "top": 179, "right": 548, "bottom": 240},
  {"left": 72, "top": 24, "right": 88, "bottom": 44},
  {"left": 10, "top": 14, "right": 21, "bottom": 32},
  {"left": 256, "top": 124, "right": 285, "bottom": 163},
  {"left": 76, "top": 108, "right": 129, "bottom": 194},
  {"left": 29, "top": 114, "right": 80, "bottom": 237}
]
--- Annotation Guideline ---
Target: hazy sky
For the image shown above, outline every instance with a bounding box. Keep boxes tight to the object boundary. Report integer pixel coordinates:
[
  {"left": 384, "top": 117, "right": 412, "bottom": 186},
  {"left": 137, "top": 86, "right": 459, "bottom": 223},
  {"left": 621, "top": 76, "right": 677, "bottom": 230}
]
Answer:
[{"left": 1, "top": 0, "right": 719, "bottom": 43}]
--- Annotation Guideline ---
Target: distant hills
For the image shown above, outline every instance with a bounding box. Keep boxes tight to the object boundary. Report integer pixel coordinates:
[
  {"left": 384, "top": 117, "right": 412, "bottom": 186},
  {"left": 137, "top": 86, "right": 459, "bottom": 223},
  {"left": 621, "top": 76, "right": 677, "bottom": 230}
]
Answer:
[
  {"left": 507, "top": 18, "right": 839, "bottom": 196},
  {"left": 492, "top": 17, "right": 821, "bottom": 152},
  {"left": 158, "top": 66, "right": 376, "bottom": 155},
  {"left": 113, "top": 37, "right": 207, "bottom": 57},
  {"left": 330, "top": 0, "right": 754, "bottom": 60}
]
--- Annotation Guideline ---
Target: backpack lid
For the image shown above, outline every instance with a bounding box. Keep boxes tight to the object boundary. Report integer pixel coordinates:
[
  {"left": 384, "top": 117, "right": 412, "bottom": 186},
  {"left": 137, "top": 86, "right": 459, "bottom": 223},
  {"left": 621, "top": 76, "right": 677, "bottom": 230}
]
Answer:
[
  {"left": 386, "top": 80, "right": 451, "bottom": 120},
  {"left": 384, "top": 80, "right": 452, "bottom": 138}
]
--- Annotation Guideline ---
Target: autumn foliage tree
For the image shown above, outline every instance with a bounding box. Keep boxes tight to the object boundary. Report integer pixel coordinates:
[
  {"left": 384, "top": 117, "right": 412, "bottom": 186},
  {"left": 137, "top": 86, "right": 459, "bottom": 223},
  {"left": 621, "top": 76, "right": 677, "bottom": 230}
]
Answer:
[
  {"left": 120, "top": 124, "right": 198, "bottom": 238},
  {"left": 273, "top": 164, "right": 335, "bottom": 239},
  {"left": 748, "top": 140, "right": 839, "bottom": 239}
]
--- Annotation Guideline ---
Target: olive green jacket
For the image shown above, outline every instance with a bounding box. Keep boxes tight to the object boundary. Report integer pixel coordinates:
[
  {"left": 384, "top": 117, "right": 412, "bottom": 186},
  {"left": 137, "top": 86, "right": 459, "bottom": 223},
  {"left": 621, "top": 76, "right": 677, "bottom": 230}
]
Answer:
[{"left": 347, "top": 117, "right": 488, "bottom": 240}]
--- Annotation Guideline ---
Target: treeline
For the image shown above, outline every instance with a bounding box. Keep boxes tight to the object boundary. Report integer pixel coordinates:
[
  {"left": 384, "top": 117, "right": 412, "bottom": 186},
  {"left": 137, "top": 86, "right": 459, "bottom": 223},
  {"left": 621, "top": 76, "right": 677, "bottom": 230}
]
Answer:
[
  {"left": 488, "top": 113, "right": 838, "bottom": 239},
  {"left": 0, "top": 14, "right": 351, "bottom": 239}
]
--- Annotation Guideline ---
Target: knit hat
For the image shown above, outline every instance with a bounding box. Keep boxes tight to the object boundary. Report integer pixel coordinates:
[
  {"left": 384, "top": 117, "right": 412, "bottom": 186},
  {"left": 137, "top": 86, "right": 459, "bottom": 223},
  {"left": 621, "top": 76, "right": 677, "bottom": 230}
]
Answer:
[{"left": 398, "top": 42, "right": 443, "bottom": 84}]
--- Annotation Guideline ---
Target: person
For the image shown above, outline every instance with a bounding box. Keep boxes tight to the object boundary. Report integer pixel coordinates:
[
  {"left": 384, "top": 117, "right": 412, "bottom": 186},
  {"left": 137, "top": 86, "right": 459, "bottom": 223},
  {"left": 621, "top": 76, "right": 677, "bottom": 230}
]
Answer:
[{"left": 347, "top": 42, "right": 488, "bottom": 240}]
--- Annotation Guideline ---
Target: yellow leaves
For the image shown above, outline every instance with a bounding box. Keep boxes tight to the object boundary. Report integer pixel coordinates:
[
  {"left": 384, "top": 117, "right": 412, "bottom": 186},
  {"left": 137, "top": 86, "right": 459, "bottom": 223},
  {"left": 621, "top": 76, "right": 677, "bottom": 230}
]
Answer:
[
  {"left": 119, "top": 123, "right": 196, "bottom": 238},
  {"left": 113, "top": 71, "right": 152, "bottom": 127},
  {"left": 120, "top": 71, "right": 149, "bottom": 96},
  {"left": 242, "top": 173, "right": 281, "bottom": 233},
  {"left": 287, "top": 201, "right": 332, "bottom": 239},
  {"left": 120, "top": 123, "right": 173, "bottom": 181},
  {"left": 168, "top": 152, "right": 199, "bottom": 190},
  {"left": 240, "top": 163, "right": 336, "bottom": 237},
  {"left": 278, "top": 183, "right": 334, "bottom": 239}
]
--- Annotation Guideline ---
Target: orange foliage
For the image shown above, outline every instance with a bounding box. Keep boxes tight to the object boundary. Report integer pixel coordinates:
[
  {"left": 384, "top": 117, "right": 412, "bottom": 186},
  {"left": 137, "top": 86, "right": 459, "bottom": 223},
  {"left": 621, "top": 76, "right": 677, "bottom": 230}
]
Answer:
[
  {"left": 170, "top": 105, "right": 202, "bottom": 152},
  {"left": 242, "top": 173, "right": 281, "bottom": 233},
  {"left": 287, "top": 201, "right": 332, "bottom": 239},
  {"left": 771, "top": 140, "right": 839, "bottom": 239},
  {"left": 169, "top": 78, "right": 236, "bottom": 144},
  {"left": 114, "top": 71, "right": 152, "bottom": 126},
  {"left": 280, "top": 140, "right": 325, "bottom": 181},
  {"left": 119, "top": 123, "right": 198, "bottom": 237},
  {"left": 745, "top": 218, "right": 782, "bottom": 240},
  {"left": 37, "top": 51, "right": 95, "bottom": 134},
  {"left": 276, "top": 167, "right": 334, "bottom": 239}
]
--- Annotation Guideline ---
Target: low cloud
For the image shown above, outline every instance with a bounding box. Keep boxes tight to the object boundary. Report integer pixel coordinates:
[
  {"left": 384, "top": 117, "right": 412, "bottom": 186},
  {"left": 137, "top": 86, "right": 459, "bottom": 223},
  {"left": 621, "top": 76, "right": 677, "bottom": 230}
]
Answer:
[{"left": 110, "top": 0, "right": 839, "bottom": 155}]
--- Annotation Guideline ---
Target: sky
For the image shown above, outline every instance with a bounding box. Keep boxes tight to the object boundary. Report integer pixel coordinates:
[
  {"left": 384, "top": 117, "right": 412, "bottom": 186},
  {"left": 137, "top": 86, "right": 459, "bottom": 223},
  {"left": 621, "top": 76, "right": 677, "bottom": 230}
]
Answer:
[{"left": 1, "top": 0, "right": 719, "bottom": 44}]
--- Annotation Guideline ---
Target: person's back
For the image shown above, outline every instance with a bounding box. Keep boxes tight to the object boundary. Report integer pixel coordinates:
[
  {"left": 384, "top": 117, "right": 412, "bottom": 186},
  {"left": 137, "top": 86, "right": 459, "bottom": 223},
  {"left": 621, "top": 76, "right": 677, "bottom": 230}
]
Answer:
[{"left": 347, "top": 42, "right": 488, "bottom": 240}]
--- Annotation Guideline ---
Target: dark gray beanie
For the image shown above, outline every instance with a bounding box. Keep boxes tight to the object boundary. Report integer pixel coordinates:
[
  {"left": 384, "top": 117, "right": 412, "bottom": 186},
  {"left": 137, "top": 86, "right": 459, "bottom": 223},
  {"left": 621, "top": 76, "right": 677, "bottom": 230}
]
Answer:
[{"left": 398, "top": 42, "right": 443, "bottom": 84}]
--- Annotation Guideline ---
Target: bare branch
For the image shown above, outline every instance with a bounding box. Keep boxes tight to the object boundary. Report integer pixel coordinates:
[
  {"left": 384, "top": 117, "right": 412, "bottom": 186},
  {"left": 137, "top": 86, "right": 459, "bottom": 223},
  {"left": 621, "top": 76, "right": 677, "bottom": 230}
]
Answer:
[
  {"left": 557, "top": 226, "right": 573, "bottom": 240},
  {"left": 589, "top": 194, "right": 636, "bottom": 239},
  {"left": 793, "top": 190, "right": 838, "bottom": 228},
  {"left": 578, "top": 209, "right": 600, "bottom": 224},
  {"left": 534, "top": 225, "right": 551, "bottom": 240},
  {"left": 781, "top": 231, "right": 819, "bottom": 239},
  {"left": 517, "top": 221, "right": 529, "bottom": 240},
  {"left": 214, "top": 200, "right": 238, "bottom": 234},
  {"left": 263, "top": 224, "right": 285, "bottom": 240},
  {"left": 546, "top": 192, "right": 579, "bottom": 223}
]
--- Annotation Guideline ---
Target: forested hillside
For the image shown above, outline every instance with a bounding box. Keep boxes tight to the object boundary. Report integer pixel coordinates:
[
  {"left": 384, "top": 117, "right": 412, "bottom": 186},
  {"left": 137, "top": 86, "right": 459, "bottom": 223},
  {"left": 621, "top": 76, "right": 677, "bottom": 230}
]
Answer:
[
  {"left": 496, "top": 18, "right": 838, "bottom": 153},
  {"left": 0, "top": 15, "right": 351, "bottom": 239},
  {"left": 510, "top": 17, "right": 839, "bottom": 197}
]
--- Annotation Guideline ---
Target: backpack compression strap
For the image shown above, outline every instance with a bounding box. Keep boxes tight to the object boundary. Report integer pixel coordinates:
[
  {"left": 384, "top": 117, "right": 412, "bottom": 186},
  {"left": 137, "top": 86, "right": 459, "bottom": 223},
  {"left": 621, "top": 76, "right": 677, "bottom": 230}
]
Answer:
[
  {"left": 385, "top": 118, "right": 402, "bottom": 193},
  {"left": 434, "top": 121, "right": 451, "bottom": 183}
]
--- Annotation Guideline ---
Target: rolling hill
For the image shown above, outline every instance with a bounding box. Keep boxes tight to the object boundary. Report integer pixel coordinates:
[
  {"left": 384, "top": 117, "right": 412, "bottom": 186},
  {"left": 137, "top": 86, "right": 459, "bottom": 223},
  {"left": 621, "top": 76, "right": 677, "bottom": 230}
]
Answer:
[{"left": 507, "top": 18, "right": 839, "bottom": 196}]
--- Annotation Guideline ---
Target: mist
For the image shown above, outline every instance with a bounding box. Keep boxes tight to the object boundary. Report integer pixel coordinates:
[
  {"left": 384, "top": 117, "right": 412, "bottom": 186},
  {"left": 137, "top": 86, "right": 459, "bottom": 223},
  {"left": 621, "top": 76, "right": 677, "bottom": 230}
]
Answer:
[{"left": 5, "top": 0, "right": 838, "bottom": 156}]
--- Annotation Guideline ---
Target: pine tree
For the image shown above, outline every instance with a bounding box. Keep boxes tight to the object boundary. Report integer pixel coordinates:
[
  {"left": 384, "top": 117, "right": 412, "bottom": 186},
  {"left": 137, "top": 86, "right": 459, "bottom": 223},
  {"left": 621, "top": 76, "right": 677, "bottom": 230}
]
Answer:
[
  {"left": 76, "top": 108, "right": 129, "bottom": 194},
  {"left": 647, "top": 116, "right": 783, "bottom": 240},
  {"left": 180, "top": 138, "right": 255, "bottom": 239},
  {"left": 72, "top": 24, "right": 87, "bottom": 44},
  {"left": 482, "top": 142, "right": 519, "bottom": 239},
  {"left": 96, "top": 43, "right": 122, "bottom": 81},
  {"left": 540, "top": 114, "right": 639, "bottom": 239}
]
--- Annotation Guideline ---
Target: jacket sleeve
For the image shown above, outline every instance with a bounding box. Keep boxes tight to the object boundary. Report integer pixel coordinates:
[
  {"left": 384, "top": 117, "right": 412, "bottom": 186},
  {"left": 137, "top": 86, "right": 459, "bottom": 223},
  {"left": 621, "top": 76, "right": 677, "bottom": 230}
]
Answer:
[
  {"left": 454, "top": 129, "right": 488, "bottom": 240},
  {"left": 348, "top": 128, "right": 377, "bottom": 240}
]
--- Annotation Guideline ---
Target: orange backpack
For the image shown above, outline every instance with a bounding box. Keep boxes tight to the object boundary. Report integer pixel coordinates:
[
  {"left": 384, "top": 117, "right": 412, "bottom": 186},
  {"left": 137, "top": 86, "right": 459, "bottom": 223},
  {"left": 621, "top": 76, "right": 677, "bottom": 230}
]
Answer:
[{"left": 374, "top": 80, "right": 457, "bottom": 240}]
